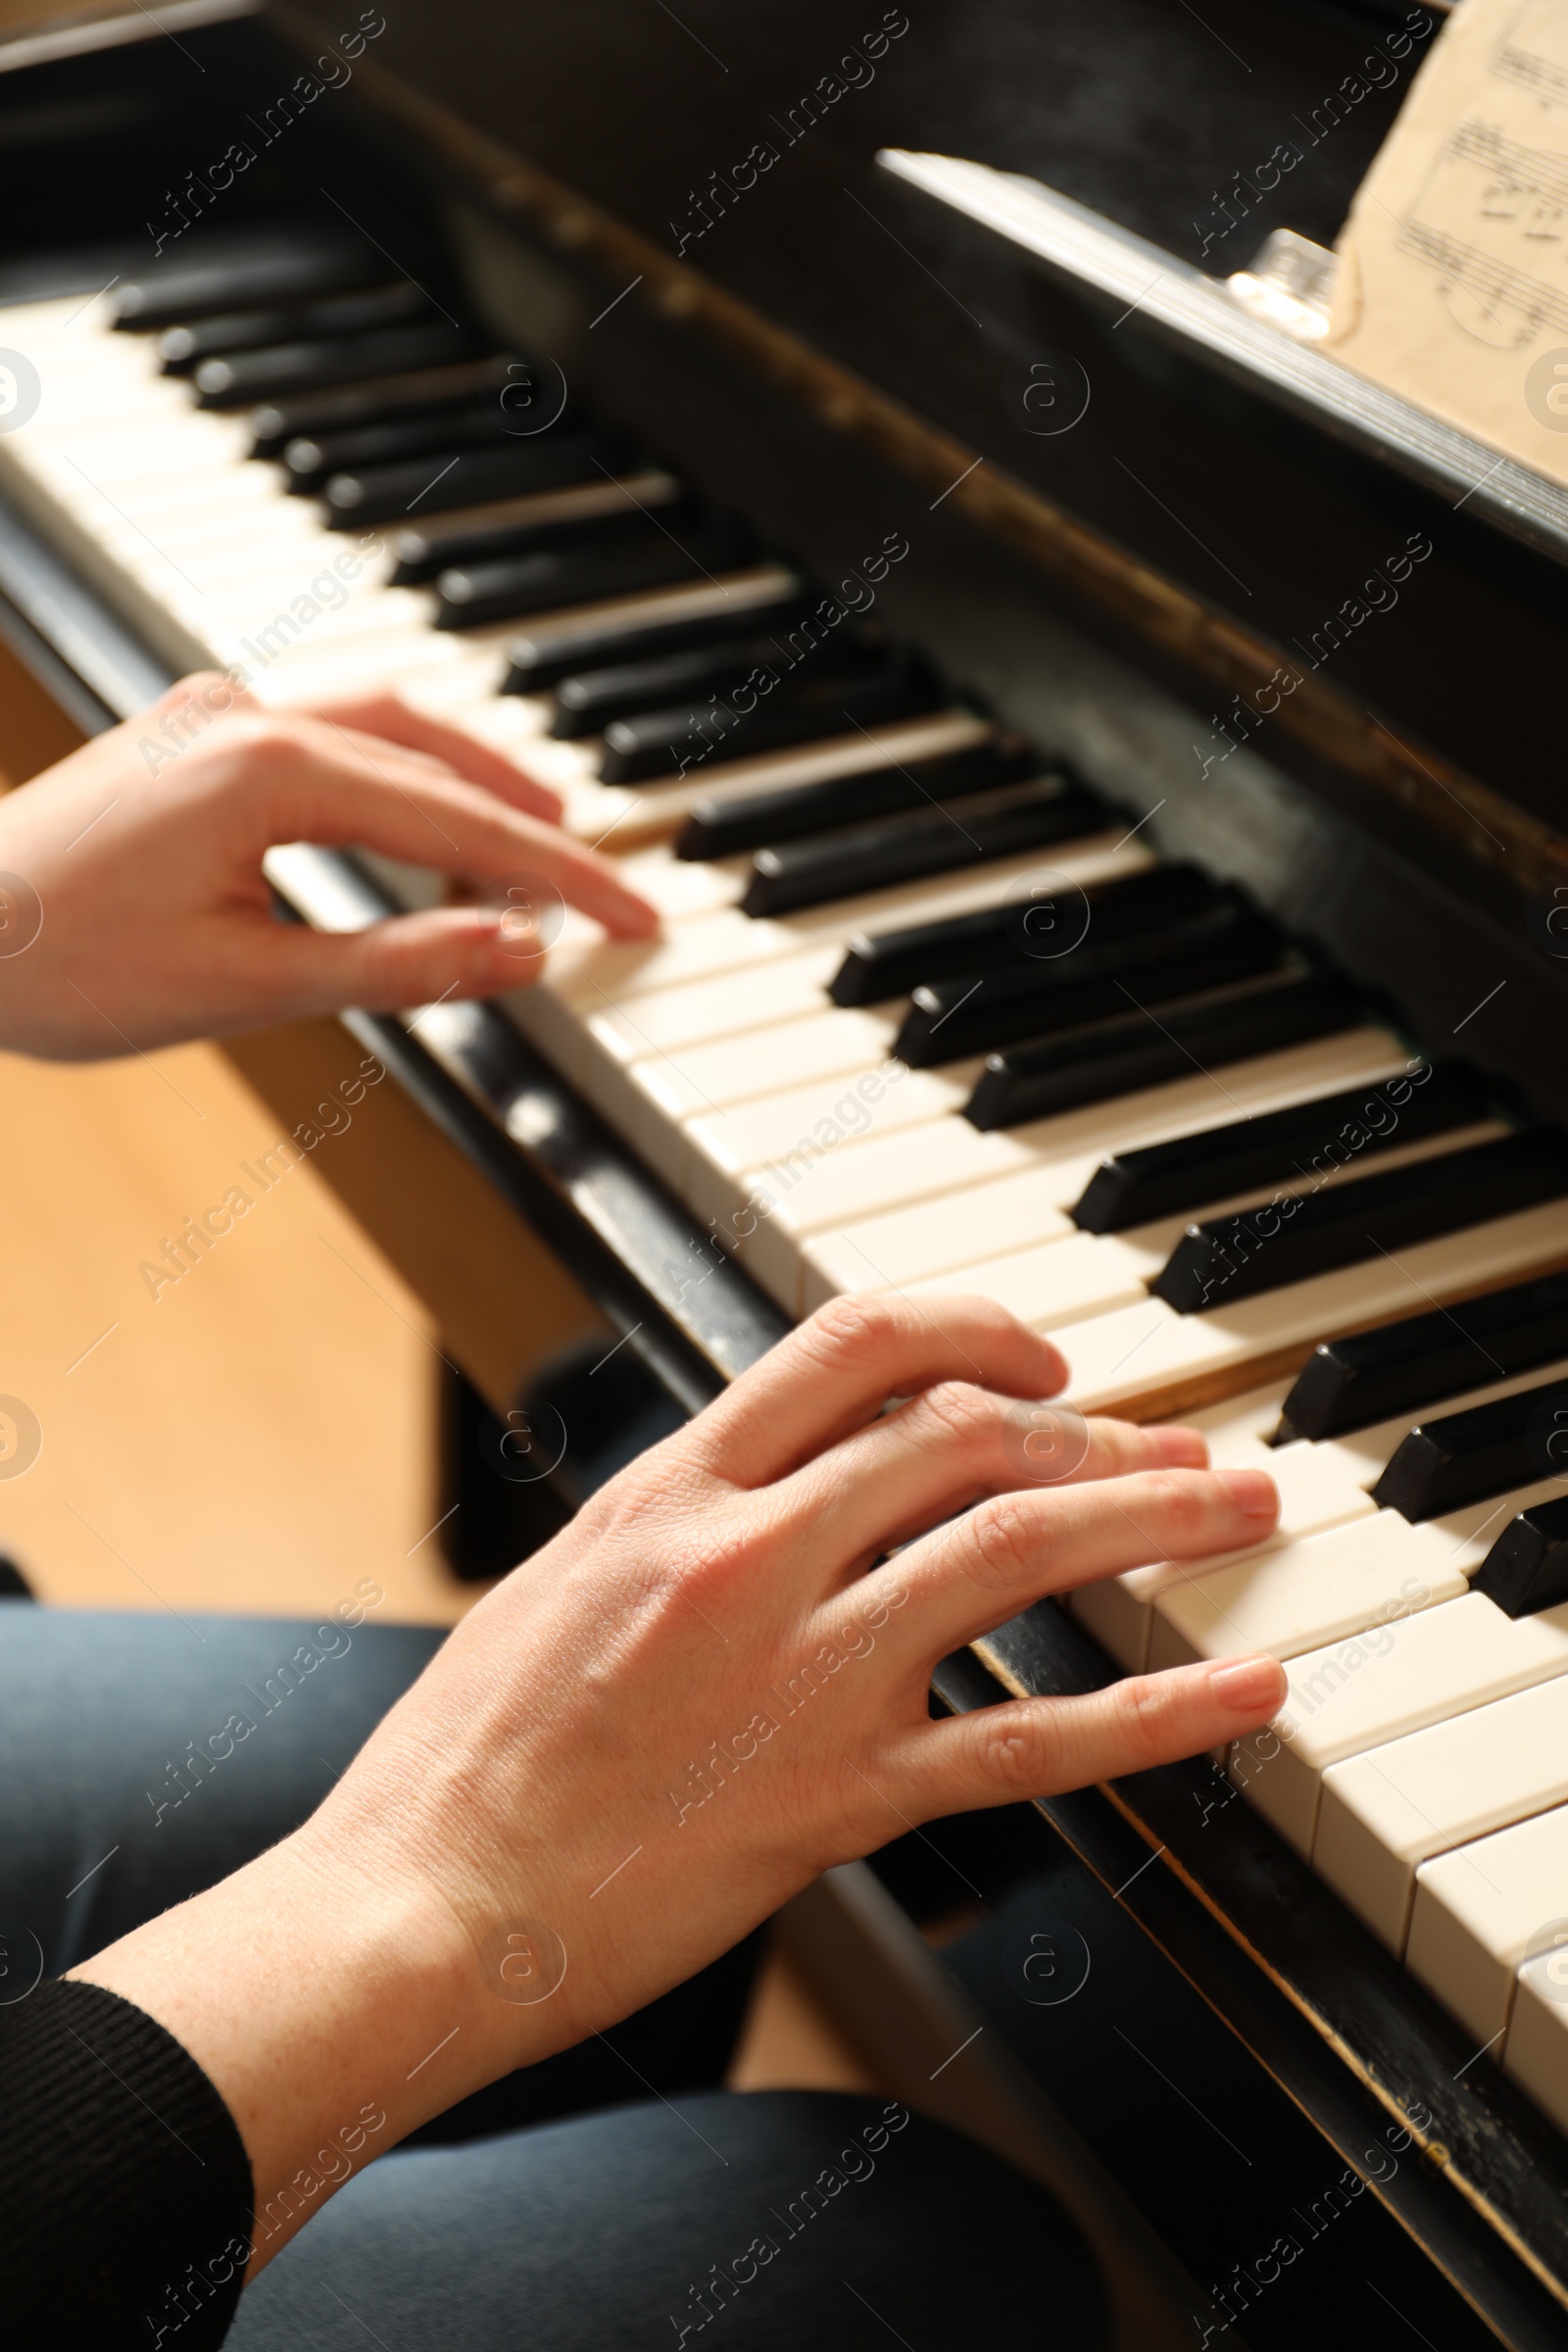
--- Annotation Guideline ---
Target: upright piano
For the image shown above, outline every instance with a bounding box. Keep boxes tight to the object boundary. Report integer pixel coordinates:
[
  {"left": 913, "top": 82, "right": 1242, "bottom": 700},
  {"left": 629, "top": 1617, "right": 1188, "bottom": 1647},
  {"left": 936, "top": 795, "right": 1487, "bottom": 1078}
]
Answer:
[{"left": 6, "top": 0, "right": 1568, "bottom": 2340}]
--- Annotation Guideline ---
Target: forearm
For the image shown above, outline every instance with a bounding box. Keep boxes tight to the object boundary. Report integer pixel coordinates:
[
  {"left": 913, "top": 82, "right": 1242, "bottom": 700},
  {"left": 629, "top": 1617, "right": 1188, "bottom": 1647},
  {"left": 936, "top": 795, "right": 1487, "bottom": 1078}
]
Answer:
[{"left": 69, "top": 1825, "right": 567, "bottom": 2277}]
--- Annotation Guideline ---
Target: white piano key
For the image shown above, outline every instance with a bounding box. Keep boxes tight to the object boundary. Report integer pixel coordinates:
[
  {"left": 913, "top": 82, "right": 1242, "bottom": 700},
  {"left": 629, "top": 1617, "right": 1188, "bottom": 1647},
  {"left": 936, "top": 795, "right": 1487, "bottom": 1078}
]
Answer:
[
  {"left": 538, "top": 838, "right": 1141, "bottom": 1016},
  {"left": 622, "top": 1011, "right": 932, "bottom": 1164},
  {"left": 73, "top": 460, "right": 300, "bottom": 518},
  {"left": 1109, "top": 1358, "right": 1568, "bottom": 1676},
  {"left": 756, "top": 1117, "right": 1054, "bottom": 1299},
  {"left": 28, "top": 372, "right": 185, "bottom": 426},
  {"left": 810, "top": 1163, "right": 1084, "bottom": 1301},
  {"left": 1503, "top": 1945, "right": 1568, "bottom": 2133},
  {"left": 127, "top": 503, "right": 334, "bottom": 567},
  {"left": 24, "top": 415, "right": 254, "bottom": 475},
  {"left": 193, "top": 569, "right": 410, "bottom": 630},
  {"left": 614, "top": 854, "right": 747, "bottom": 920},
  {"left": 904, "top": 1228, "right": 1159, "bottom": 1329},
  {"left": 1152, "top": 1467, "right": 1568, "bottom": 1682},
  {"left": 630, "top": 1006, "right": 902, "bottom": 1120},
  {"left": 232, "top": 632, "right": 488, "bottom": 702},
  {"left": 1066, "top": 1563, "right": 1169, "bottom": 1672},
  {"left": 202, "top": 585, "right": 436, "bottom": 645},
  {"left": 892, "top": 1117, "right": 1505, "bottom": 1339},
  {"left": 785, "top": 1030, "right": 1413, "bottom": 1314},
  {"left": 1250, "top": 1351, "right": 1568, "bottom": 1514},
  {"left": 1182, "top": 1382, "right": 1297, "bottom": 1462},
  {"left": 399, "top": 682, "right": 556, "bottom": 747},
  {"left": 1058, "top": 1200, "right": 1568, "bottom": 1423},
  {"left": 1230, "top": 1590, "right": 1568, "bottom": 1856},
  {"left": 526, "top": 840, "right": 1147, "bottom": 1106},
  {"left": 514, "top": 711, "right": 1003, "bottom": 848},
  {"left": 1063, "top": 1381, "right": 1296, "bottom": 1665},
  {"left": 516, "top": 907, "right": 804, "bottom": 1049},
  {"left": 567, "top": 941, "right": 842, "bottom": 1053},
  {"left": 1316, "top": 1677, "right": 1568, "bottom": 1953},
  {"left": 1409, "top": 1806, "right": 1568, "bottom": 2049},
  {"left": 1074, "top": 1457, "right": 1383, "bottom": 1675},
  {"left": 1147, "top": 1508, "right": 1462, "bottom": 1676},
  {"left": 906, "top": 1109, "right": 1504, "bottom": 1317},
  {"left": 683, "top": 1063, "right": 983, "bottom": 1238}
]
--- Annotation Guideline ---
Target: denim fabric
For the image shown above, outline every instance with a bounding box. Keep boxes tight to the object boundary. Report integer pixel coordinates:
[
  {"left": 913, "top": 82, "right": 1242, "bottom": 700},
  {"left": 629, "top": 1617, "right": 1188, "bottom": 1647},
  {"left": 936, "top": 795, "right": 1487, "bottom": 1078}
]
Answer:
[
  {"left": 231, "top": 2090, "right": 1108, "bottom": 2351},
  {"left": 0, "top": 1604, "right": 1106, "bottom": 2347}
]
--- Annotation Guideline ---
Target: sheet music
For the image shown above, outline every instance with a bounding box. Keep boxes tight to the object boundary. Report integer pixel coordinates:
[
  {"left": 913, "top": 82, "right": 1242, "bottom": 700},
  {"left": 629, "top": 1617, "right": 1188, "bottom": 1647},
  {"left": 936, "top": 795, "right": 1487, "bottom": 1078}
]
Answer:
[{"left": 1328, "top": 0, "right": 1568, "bottom": 490}]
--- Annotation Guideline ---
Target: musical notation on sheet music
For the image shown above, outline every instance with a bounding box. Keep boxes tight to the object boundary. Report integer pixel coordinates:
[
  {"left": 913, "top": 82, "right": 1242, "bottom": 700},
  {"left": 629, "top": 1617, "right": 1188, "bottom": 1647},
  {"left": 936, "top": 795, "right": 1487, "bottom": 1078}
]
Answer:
[
  {"left": 1400, "top": 120, "right": 1568, "bottom": 347},
  {"left": 1329, "top": 0, "right": 1568, "bottom": 483}
]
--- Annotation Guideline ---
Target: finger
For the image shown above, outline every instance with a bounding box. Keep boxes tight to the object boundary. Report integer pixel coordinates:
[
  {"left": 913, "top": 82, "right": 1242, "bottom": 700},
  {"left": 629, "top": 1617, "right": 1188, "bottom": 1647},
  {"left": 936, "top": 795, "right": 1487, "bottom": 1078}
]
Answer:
[
  {"left": 219, "top": 906, "right": 538, "bottom": 1026},
  {"left": 856, "top": 1464, "right": 1280, "bottom": 1666},
  {"left": 247, "top": 717, "right": 657, "bottom": 937},
  {"left": 893, "top": 1655, "right": 1288, "bottom": 1815},
  {"left": 133, "top": 669, "right": 254, "bottom": 762},
  {"left": 777, "top": 1385, "right": 1210, "bottom": 1574},
  {"left": 308, "top": 694, "right": 565, "bottom": 823},
  {"left": 896, "top": 1653, "right": 1287, "bottom": 1816},
  {"left": 1139, "top": 1425, "right": 1209, "bottom": 1469},
  {"left": 685, "top": 1295, "right": 1068, "bottom": 1489}
]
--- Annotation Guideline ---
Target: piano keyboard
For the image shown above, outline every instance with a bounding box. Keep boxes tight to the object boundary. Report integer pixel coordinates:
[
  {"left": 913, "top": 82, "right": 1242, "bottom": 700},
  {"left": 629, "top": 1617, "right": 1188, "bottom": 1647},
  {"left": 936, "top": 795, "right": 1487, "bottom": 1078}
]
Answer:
[
  {"left": 1069, "top": 1268, "right": 1568, "bottom": 2130},
  {"left": 9, "top": 235, "right": 1568, "bottom": 2143}
]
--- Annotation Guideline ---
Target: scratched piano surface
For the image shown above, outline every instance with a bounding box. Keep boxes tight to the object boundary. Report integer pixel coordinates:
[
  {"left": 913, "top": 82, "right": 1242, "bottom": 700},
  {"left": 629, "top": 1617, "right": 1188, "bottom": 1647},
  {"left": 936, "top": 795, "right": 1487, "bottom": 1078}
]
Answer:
[{"left": 6, "top": 1, "right": 1568, "bottom": 2342}]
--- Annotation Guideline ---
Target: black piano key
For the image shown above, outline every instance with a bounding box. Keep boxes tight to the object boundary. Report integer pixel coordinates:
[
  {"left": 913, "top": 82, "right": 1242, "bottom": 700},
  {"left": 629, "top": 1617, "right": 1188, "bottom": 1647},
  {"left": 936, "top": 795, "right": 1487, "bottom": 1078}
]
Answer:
[
  {"left": 501, "top": 574, "right": 808, "bottom": 693},
  {"left": 436, "top": 520, "right": 751, "bottom": 630},
  {"left": 1474, "top": 1497, "right": 1568, "bottom": 1617},
  {"left": 193, "top": 323, "right": 481, "bottom": 409},
  {"left": 895, "top": 905, "right": 1282, "bottom": 1066},
  {"left": 1277, "top": 1269, "right": 1568, "bottom": 1444},
  {"left": 159, "top": 282, "right": 426, "bottom": 371},
  {"left": 323, "top": 433, "right": 613, "bottom": 526},
  {"left": 389, "top": 471, "right": 684, "bottom": 582},
  {"left": 1372, "top": 1368, "right": 1568, "bottom": 1523},
  {"left": 599, "top": 653, "right": 945, "bottom": 784},
  {"left": 1074, "top": 1060, "right": 1494, "bottom": 1235},
  {"left": 829, "top": 861, "right": 1221, "bottom": 1006},
  {"left": 281, "top": 404, "right": 510, "bottom": 492},
  {"left": 744, "top": 773, "right": 1112, "bottom": 921},
  {"left": 113, "top": 245, "right": 379, "bottom": 331},
  {"left": 247, "top": 357, "right": 515, "bottom": 457},
  {"left": 551, "top": 632, "right": 894, "bottom": 740},
  {"left": 1153, "top": 1129, "right": 1568, "bottom": 1318},
  {"left": 965, "top": 973, "right": 1363, "bottom": 1133},
  {"left": 675, "top": 736, "right": 1041, "bottom": 860}
]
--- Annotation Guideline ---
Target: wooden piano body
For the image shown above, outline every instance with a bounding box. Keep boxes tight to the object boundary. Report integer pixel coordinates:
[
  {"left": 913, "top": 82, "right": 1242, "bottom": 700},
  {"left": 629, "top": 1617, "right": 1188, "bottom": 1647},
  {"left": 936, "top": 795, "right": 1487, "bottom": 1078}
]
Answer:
[{"left": 5, "top": 2, "right": 1568, "bottom": 2341}]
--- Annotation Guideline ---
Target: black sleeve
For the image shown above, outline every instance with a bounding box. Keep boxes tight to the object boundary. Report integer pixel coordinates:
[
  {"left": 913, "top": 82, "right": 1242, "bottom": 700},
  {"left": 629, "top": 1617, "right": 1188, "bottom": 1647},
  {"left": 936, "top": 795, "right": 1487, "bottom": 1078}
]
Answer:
[{"left": 0, "top": 1976, "right": 254, "bottom": 2351}]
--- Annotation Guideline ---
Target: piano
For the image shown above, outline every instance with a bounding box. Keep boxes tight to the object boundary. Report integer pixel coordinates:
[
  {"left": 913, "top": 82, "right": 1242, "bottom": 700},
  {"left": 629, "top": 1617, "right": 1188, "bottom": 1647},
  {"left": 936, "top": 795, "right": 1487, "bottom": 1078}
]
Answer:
[{"left": 5, "top": 0, "right": 1568, "bottom": 2340}]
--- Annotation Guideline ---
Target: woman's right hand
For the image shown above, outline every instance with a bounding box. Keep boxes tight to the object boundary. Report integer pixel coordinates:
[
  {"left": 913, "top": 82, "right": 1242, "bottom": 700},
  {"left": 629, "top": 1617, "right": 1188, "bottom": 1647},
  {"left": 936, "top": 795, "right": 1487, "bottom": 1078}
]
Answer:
[{"left": 74, "top": 1295, "right": 1283, "bottom": 2272}]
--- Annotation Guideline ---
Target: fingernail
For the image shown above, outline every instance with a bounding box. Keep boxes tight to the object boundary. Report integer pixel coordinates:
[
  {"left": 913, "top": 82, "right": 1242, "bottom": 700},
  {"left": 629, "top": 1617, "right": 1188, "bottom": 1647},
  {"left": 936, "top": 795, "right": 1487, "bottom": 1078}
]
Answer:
[
  {"left": 1149, "top": 1425, "right": 1208, "bottom": 1468},
  {"left": 1217, "top": 1466, "right": 1279, "bottom": 1517},
  {"left": 1208, "top": 1655, "right": 1286, "bottom": 1712}
]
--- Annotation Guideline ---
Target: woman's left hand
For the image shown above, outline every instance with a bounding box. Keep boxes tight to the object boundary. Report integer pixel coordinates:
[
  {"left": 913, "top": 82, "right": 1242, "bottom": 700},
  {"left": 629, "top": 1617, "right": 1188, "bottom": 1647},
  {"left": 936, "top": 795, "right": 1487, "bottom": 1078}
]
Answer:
[{"left": 0, "top": 672, "right": 657, "bottom": 1058}]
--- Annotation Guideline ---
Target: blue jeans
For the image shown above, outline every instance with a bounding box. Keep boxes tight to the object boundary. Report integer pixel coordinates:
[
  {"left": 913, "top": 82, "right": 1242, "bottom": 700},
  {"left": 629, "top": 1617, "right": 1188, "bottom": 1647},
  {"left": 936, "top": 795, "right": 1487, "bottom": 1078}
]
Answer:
[{"left": 0, "top": 1603, "right": 1107, "bottom": 2348}]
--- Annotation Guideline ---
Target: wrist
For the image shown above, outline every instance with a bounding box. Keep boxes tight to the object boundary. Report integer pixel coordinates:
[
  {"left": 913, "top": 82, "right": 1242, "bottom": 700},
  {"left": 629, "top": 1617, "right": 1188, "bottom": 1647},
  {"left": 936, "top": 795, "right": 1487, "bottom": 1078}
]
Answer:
[{"left": 71, "top": 1819, "right": 559, "bottom": 2272}]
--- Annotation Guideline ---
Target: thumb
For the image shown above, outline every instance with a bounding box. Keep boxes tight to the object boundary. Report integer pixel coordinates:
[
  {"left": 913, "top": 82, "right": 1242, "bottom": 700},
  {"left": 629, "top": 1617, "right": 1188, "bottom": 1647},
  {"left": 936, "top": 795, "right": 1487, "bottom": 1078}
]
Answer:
[{"left": 251, "top": 906, "right": 539, "bottom": 1022}]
